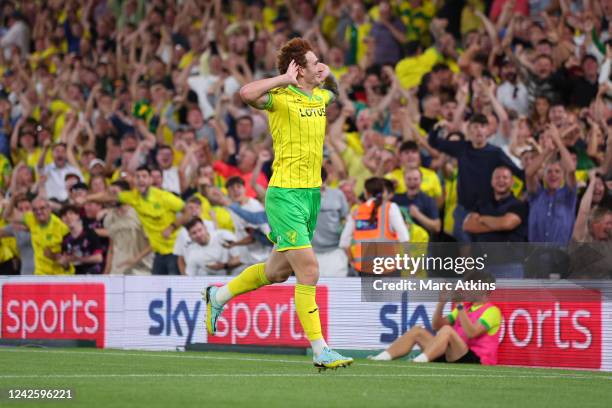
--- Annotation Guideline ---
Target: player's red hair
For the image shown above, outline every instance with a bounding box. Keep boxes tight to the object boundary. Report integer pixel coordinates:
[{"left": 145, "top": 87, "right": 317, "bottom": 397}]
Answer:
[{"left": 277, "top": 38, "right": 313, "bottom": 74}]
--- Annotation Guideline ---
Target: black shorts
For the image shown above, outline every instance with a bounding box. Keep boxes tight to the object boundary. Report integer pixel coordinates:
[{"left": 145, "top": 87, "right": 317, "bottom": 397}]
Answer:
[{"left": 432, "top": 349, "right": 481, "bottom": 364}]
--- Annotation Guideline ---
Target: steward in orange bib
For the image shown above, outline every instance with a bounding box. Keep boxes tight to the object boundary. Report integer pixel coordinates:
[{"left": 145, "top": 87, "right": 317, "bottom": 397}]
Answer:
[{"left": 339, "top": 178, "right": 410, "bottom": 273}]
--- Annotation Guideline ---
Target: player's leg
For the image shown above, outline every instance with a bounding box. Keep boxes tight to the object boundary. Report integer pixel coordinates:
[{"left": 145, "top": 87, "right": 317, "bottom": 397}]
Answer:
[
  {"left": 204, "top": 253, "right": 294, "bottom": 335},
  {"left": 285, "top": 188, "right": 352, "bottom": 368},
  {"left": 414, "top": 325, "right": 469, "bottom": 362},
  {"left": 204, "top": 187, "right": 302, "bottom": 334},
  {"left": 369, "top": 326, "right": 435, "bottom": 360}
]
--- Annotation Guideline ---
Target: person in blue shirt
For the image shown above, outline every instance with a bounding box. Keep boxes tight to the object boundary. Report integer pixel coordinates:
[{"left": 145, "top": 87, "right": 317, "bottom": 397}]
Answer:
[{"left": 428, "top": 113, "right": 524, "bottom": 242}]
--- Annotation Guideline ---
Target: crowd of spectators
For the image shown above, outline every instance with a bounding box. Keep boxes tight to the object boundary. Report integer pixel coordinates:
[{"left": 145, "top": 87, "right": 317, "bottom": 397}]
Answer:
[{"left": 0, "top": 0, "right": 611, "bottom": 277}]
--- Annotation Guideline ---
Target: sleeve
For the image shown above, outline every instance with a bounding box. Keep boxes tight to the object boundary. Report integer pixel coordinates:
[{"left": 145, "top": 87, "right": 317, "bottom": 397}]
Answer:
[
  {"left": 478, "top": 306, "right": 502, "bottom": 333},
  {"left": 161, "top": 191, "right": 185, "bottom": 213},
  {"left": 263, "top": 88, "right": 284, "bottom": 112},
  {"left": 228, "top": 203, "right": 268, "bottom": 225},
  {"left": 527, "top": 183, "right": 543, "bottom": 202},
  {"left": 219, "top": 231, "right": 241, "bottom": 258},
  {"left": 507, "top": 201, "right": 528, "bottom": 221},
  {"left": 339, "top": 216, "right": 355, "bottom": 249},
  {"left": 117, "top": 190, "right": 138, "bottom": 206},
  {"left": 213, "top": 160, "right": 233, "bottom": 178},
  {"left": 58, "top": 219, "right": 70, "bottom": 237},
  {"left": 321, "top": 88, "right": 335, "bottom": 106},
  {"left": 427, "top": 130, "right": 465, "bottom": 158},
  {"left": 338, "top": 191, "right": 349, "bottom": 219},
  {"left": 23, "top": 211, "right": 35, "bottom": 229},
  {"left": 87, "top": 230, "right": 103, "bottom": 255},
  {"left": 1, "top": 225, "right": 15, "bottom": 237},
  {"left": 423, "top": 196, "right": 439, "bottom": 220},
  {"left": 173, "top": 228, "right": 188, "bottom": 257},
  {"left": 389, "top": 203, "right": 410, "bottom": 242},
  {"left": 447, "top": 307, "right": 458, "bottom": 324},
  {"left": 429, "top": 171, "right": 443, "bottom": 198},
  {"left": 499, "top": 151, "right": 525, "bottom": 180}
]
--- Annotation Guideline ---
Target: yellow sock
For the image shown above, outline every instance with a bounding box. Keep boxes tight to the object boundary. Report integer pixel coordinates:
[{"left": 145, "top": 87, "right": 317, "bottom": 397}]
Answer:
[
  {"left": 227, "top": 263, "right": 270, "bottom": 296},
  {"left": 294, "top": 284, "right": 323, "bottom": 341}
]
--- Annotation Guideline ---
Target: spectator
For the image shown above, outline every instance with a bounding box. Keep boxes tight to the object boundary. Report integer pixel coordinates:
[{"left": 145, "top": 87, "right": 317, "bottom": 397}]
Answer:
[
  {"left": 464, "top": 166, "right": 528, "bottom": 242},
  {"left": 58, "top": 205, "right": 104, "bottom": 275},
  {"left": 156, "top": 144, "right": 182, "bottom": 195},
  {"left": 0, "top": 194, "right": 34, "bottom": 274},
  {"left": 39, "top": 143, "right": 83, "bottom": 202},
  {"left": 568, "top": 55, "right": 600, "bottom": 108},
  {"left": 569, "top": 170, "right": 612, "bottom": 278},
  {"left": 173, "top": 195, "right": 217, "bottom": 273},
  {"left": 340, "top": 177, "right": 409, "bottom": 273},
  {"left": 368, "top": 270, "right": 500, "bottom": 365},
  {"left": 225, "top": 176, "right": 271, "bottom": 269},
  {"left": 12, "top": 197, "right": 70, "bottom": 275},
  {"left": 213, "top": 145, "right": 268, "bottom": 199},
  {"left": 496, "top": 58, "right": 529, "bottom": 117},
  {"left": 393, "top": 168, "right": 441, "bottom": 238},
  {"left": 180, "top": 217, "right": 241, "bottom": 276},
  {"left": 83, "top": 166, "right": 188, "bottom": 275},
  {"left": 369, "top": 1, "right": 406, "bottom": 66},
  {"left": 0, "top": 12, "right": 30, "bottom": 58},
  {"left": 313, "top": 168, "right": 350, "bottom": 277},
  {"left": 386, "top": 141, "right": 442, "bottom": 205},
  {"left": 428, "top": 114, "right": 524, "bottom": 242},
  {"left": 526, "top": 125, "right": 577, "bottom": 244},
  {"left": 572, "top": 171, "right": 612, "bottom": 243},
  {"left": 102, "top": 181, "right": 152, "bottom": 276}
]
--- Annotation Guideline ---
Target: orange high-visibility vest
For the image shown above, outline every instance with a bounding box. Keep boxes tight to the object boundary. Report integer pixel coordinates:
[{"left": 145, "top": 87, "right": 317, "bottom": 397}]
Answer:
[{"left": 350, "top": 200, "right": 399, "bottom": 272}]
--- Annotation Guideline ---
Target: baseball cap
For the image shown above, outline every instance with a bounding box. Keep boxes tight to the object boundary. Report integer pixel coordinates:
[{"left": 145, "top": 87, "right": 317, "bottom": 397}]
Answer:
[{"left": 89, "top": 158, "right": 106, "bottom": 170}]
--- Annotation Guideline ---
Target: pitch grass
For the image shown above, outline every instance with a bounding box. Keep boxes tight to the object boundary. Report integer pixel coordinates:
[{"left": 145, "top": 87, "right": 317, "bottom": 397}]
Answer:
[{"left": 1, "top": 348, "right": 611, "bottom": 408}]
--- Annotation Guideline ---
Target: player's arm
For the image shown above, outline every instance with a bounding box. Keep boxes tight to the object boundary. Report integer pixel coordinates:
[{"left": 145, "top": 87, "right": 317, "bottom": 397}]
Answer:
[{"left": 239, "top": 60, "right": 300, "bottom": 110}]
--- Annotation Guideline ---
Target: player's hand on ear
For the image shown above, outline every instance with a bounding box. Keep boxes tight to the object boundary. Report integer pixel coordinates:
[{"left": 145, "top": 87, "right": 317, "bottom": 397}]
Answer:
[{"left": 285, "top": 59, "right": 301, "bottom": 87}]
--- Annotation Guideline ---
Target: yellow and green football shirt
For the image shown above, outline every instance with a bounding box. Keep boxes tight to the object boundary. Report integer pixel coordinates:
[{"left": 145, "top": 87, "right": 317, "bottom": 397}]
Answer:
[
  {"left": 23, "top": 212, "right": 73, "bottom": 275},
  {"left": 118, "top": 187, "right": 185, "bottom": 255},
  {"left": 264, "top": 85, "right": 334, "bottom": 188}
]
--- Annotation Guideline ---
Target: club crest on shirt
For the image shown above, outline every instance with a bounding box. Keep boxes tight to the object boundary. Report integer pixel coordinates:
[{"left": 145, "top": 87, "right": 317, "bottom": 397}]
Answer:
[{"left": 286, "top": 230, "right": 298, "bottom": 245}]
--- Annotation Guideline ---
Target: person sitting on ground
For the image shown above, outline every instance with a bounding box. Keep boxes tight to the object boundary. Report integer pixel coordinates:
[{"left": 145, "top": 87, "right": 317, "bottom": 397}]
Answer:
[{"left": 368, "top": 270, "right": 501, "bottom": 365}]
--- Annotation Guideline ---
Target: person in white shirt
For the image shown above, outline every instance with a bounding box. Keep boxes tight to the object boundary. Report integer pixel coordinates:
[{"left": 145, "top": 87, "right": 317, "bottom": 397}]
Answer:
[
  {"left": 156, "top": 145, "right": 182, "bottom": 195},
  {"left": 173, "top": 196, "right": 216, "bottom": 270},
  {"left": 225, "top": 176, "right": 271, "bottom": 269},
  {"left": 0, "top": 12, "right": 29, "bottom": 59},
  {"left": 179, "top": 218, "right": 241, "bottom": 276},
  {"left": 186, "top": 53, "right": 241, "bottom": 119},
  {"left": 39, "top": 143, "right": 84, "bottom": 202},
  {"left": 496, "top": 60, "right": 529, "bottom": 117}
]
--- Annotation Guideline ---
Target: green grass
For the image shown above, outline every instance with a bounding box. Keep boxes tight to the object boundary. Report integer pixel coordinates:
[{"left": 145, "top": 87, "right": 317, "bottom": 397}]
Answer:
[{"left": 1, "top": 348, "right": 611, "bottom": 408}]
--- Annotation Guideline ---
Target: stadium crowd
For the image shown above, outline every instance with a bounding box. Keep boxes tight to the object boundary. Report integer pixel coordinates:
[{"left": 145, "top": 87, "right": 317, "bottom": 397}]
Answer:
[{"left": 0, "top": 0, "right": 611, "bottom": 277}]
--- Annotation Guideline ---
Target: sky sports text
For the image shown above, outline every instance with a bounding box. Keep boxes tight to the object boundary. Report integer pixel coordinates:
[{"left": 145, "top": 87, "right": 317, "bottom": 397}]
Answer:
[
  {"left": 148, "top": 286, "right": 328, "bottom": 346},
  {"left": 371, "top": 255, "right": 486, "bottom": 275},
  {"left": 1, "top": 283, "right": 106, "bottom": 347}
]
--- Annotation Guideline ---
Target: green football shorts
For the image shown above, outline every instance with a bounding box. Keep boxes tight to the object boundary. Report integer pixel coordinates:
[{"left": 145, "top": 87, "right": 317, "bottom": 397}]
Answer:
[{"left": 265, "top": 187, "right": 321, "bottom": 251}]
